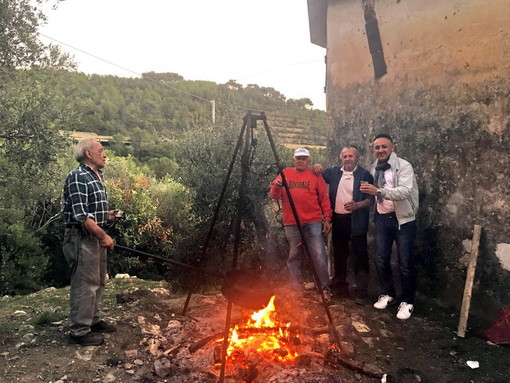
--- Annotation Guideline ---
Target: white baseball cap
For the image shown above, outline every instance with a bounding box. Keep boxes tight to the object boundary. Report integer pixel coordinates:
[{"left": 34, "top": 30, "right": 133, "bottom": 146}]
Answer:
[{"left": 293, "top": 148, "right": 310, "bottom": 157}]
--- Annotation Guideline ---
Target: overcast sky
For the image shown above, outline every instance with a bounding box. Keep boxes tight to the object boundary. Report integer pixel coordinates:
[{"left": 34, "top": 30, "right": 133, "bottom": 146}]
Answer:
[{"left": 39, "top": 0, "right": 327, "bottom": 110}]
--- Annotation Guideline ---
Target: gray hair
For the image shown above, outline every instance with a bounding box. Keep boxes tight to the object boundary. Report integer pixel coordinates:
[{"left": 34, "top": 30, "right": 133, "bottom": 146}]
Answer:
[
  {"left": 340, "top": 146, "right": 360, "bottom": 159},
  {"left": 73, "top": 137, "right": 98, "bottom": 162}
]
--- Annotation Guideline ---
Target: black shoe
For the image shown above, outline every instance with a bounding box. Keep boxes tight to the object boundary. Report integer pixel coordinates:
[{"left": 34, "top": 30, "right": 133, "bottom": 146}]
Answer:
[
  {"left": 353, "top": 290, "right": 368, "bottom": 305},
  {"left": 354, "top": 297, "right": 370, "bottom": 306},
  {"left": 70, "top": 331, "right": 104, "bottom": 346},
  {"left": 332, "top": 288, "right": 352, "bottom": 299},
  {"left": 91, "top": 320, "right": 117, "bottom": 333}
]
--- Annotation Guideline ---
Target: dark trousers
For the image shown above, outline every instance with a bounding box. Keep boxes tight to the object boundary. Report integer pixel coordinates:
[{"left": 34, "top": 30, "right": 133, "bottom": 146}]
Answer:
[
  {"left": 374, "top": 212, "right": 417, "bottom": 304},
  {"left": 331, "top": 213, "right": 369, "bottom": 295}
]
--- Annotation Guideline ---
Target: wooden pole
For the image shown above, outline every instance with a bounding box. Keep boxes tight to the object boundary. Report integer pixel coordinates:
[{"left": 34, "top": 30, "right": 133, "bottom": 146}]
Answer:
[{"left": 457, "top": 224, "right": 482, "bottom": 338}]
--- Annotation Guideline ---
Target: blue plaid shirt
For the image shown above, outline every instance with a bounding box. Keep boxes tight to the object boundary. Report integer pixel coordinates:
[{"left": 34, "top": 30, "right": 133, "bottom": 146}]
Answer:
[{"left": 63, "top": 164, "right": 109, "bottom": 226}]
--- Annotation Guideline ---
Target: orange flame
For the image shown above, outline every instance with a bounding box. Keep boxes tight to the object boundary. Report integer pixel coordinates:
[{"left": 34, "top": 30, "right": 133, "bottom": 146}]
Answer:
[{"left": 224, "top": 296, "right": 299, "bottom": 363}]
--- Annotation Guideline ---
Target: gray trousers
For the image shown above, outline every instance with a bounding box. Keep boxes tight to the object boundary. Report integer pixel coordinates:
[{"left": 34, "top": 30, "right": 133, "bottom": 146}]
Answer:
[{"left": 62, "top": 227, "right": 107, "bottom": 337}]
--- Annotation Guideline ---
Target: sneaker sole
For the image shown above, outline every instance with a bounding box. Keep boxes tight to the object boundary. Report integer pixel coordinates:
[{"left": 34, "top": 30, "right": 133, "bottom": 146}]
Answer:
[
  {"left": 69, "top": 339, "right": 104, "bottom": 346},
  {"left": 69, "top": 335, "right": 105, "bottom": 346}
]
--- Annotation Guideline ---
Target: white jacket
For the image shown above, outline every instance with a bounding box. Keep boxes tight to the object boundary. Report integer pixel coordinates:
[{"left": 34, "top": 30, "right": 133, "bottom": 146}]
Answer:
[{"left": 370, "top": 152, "right": 419, "bottom": 226}]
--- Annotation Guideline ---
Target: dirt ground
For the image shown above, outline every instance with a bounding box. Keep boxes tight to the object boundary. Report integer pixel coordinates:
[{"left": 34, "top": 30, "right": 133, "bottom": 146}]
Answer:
[{"left": 0, "top": 277, "right": 509, "bottom": 383}]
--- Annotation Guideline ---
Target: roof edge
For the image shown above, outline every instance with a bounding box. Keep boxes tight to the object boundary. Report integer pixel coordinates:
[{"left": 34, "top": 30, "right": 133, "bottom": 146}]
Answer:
[{"left": 307, "top": 0, "right": 327, "bottom": 48}]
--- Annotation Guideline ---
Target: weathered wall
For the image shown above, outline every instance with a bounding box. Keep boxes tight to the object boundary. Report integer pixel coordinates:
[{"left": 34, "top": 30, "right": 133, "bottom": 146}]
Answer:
[
  {"left": 326, "top": 0, "right": 510, "bottom": 89},
  {"left": 323, "top": 0, "right": 510, "bottom": 317}
]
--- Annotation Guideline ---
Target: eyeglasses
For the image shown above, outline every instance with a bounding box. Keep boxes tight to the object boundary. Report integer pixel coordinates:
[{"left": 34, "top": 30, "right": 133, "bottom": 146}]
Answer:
[{"left": 374, "top": 145, "right": 389, "bottom": 150}]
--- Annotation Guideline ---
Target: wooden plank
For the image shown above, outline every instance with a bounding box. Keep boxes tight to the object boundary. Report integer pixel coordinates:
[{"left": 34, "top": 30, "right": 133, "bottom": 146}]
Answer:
[{"left": 457, "top": 224, "right": 482, "bottom": 338}]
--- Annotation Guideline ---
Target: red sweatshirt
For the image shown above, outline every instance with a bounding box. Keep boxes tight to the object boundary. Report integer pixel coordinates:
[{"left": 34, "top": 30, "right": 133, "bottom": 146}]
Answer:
[{"left": 270, "top": 168, "right": 332, "bottom": 226}]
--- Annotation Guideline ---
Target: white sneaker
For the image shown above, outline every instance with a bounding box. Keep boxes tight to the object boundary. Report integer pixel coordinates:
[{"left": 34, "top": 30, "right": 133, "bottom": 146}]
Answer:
[
  {"left": 373, "top": 295, "right": 395, "bottom": 309},
  {"left": 396, "top": 302, "right": 414, "bottom": 320}
]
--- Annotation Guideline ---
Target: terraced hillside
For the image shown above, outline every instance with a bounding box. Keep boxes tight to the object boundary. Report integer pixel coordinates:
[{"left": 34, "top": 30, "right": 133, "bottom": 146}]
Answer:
[{"left": 268, "top": 112, "right": 327, "bottom": 149}]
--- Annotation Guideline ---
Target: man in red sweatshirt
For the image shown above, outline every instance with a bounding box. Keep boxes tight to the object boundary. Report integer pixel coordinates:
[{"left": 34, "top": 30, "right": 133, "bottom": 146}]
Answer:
[{"left": 270, "top": 148, "right": 332, "bottom": 300}]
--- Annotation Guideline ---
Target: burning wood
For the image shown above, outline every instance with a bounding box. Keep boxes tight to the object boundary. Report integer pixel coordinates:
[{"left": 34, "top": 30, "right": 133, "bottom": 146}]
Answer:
[
  {"left": 122, "top": 288, "right": 382, "bottom": 382},
  {"left": 217, "top": 296, "right": 301, "bottom": 364}
]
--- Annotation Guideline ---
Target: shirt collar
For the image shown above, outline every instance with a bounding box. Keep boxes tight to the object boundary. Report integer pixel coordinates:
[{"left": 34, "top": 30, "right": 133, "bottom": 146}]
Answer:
[{"left": 341, "top": 165, "right": 357, "bottom": 178}]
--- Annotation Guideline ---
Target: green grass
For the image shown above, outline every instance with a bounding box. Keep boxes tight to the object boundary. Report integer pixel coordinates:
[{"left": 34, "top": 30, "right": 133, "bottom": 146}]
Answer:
[{"left": 0, "top": 278, "right": 170, "bottom": 333}]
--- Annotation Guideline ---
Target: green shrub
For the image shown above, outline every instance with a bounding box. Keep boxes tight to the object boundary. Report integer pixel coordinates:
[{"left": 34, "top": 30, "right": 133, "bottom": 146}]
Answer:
[{"left": 0, "top": 219, "right": 48, "bottom": 295}]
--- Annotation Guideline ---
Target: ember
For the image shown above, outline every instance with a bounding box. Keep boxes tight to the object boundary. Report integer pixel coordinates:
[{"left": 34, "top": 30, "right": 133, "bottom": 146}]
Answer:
[{"left": 219, "top": 296, "right": 299, "bottom": 364}]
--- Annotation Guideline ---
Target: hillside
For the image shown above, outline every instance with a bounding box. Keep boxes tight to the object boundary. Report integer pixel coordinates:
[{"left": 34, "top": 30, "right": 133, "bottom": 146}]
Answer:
[{"left": 46, "top": 70, "right": 327, "bottom": 149}]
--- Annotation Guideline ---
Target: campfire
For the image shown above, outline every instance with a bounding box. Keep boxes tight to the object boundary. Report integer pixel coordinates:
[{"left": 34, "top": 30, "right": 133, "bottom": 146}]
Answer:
[
  {"left": 219, "top": 296, "right": 300, "bottom": 365},
  {"left": 123, "top": 286, "right": 386, "bottom": 382}
]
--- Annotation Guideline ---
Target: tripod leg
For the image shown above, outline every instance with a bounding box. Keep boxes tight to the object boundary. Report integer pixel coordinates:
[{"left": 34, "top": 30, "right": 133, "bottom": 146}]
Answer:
[
  {"left": 181, "top": 118, "right": 248, "bottom": 316},
  {"left": 218, "top": 114, "right": 255, "bottom": 383}
]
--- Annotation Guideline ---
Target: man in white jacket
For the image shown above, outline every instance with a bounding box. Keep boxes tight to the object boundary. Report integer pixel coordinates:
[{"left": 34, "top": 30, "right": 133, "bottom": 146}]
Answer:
[{"left": 360, "top": 134, "right": 419, "bottom": 320}]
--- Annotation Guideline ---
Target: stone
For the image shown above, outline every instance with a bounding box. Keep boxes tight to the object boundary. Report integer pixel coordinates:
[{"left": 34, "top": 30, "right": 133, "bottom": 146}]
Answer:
[
  {"left": 124, "top": 349, "right": 138, "bottom": 357},
  {"left": 380, "top": 329, "right": 392, "bottom": 337},
  {"left": 201, "top": 297, "right": 216, "bottom": 305},
  {"left": 496, "top": 243, "right": 510, "bottom": 271},
  {"left": 154, "top": 358, "right": 172, "bottom": 378},
  {"left": 114, "top": 273, "right": 131, "bottom": 279},
  {"left": 462, "top": 239, "right": 471, "bottom": 253},
  {"left": 75, "top": 348, "right": 97, "bottom": 361},
  {"left": 103, "top": 373, "right": 116, "bottom": 382},
  {"left": 304, "top": 282, "right": 316, "bottom": 290},
  {"left": 445, "top": 192, "right": 464, "bottom": 215},
  {"left": 362, "top": 337, "right": 375, "bottom": 347},
  {"left": 340, "top": 341, "right": 355, "bottom": 355},
  {"left": 148, "top": 338, "right": 161, "bottom": 355},
  {"left": 150, "top": 287, "right": 168, "bottom": 294},
  {"left": 166, "top": 320, "right": 182, "bottom": 329},
  {"left": 352, "top": 320, "right": 371, "bottom": 333},
  {"left": 316, "top": 334, "right": 330, "bottom": 353}
]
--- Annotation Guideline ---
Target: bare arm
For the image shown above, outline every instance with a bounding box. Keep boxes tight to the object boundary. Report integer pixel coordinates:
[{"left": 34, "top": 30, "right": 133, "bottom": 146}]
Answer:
[{"left": 83, "top": 218, "right": 114, "bottom": 250}]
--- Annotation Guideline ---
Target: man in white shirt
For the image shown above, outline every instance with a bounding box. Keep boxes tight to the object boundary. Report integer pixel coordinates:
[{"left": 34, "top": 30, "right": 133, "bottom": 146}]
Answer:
[{"left": 314, "top": 147, "right": 374, "bottom": 301}]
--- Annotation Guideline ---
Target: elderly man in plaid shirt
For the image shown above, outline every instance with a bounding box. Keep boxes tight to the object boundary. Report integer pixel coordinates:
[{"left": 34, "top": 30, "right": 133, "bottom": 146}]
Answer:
[{"left": 62, "top": 138, "right": 117, "bottom": 346}]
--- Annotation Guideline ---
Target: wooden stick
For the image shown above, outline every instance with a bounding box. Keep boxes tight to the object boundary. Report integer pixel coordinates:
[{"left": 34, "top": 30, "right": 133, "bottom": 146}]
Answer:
[
  {"left": 457, "top": 224, "right": 482, "bottom": 338},
  {"left": 326, "top": 350, "right": 384, "bottom": 379},
  {"left": 188, "top": 332, "right": 223, "bottom": 354}
]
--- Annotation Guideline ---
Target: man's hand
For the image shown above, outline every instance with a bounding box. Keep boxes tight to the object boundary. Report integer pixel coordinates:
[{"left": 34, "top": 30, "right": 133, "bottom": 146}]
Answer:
[
  {"left": 312, "top": 164, "right": 324, "bottom": 175},
  {"left": 108, "top": 209, "right": 124, "bottom": 223},
  {"left": 323, "top": 220, "right": 332, "bottom": 235},
  {"left": 273, "top": 177, "right": 283, "bottom": 188},
  {"left": 108, "top": 210, "right": 118, "bottom": 222},
  {"left": 344, "top": 200, "right": 357, "bottom": 211},
  {"left": 83, "top": 218, "right": 115, "bottom": 250},
  {"left": 360, "top": 183, "right": 379, "bottom": 196},
  {"left": 100, "top": 234, "right": 115, "bottom": 250}
]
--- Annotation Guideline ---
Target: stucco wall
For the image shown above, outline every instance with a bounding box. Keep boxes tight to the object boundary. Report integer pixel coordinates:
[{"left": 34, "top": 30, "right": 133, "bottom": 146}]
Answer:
[
  {"left": 326, "top": 0, "right": 510, "bottom": 90},
  {"left": 322, "top": 0, "right": 510, "bottom": 317}
]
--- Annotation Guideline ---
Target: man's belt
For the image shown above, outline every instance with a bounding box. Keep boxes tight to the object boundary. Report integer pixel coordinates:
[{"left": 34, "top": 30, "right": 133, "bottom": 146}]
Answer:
[
  {"left": 65, "top": 224, "right": 82, "bottom": 229},
  {"left": 377, "top": 212, "right": 396, "bottom": 219},
  {"left": 65, "top": 223, "right": 106, "bottom": 229}
]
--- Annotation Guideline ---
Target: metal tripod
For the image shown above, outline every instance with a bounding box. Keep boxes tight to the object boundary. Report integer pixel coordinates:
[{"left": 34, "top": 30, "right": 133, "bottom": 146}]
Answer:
[{"left": 180, "top": 112, "right": 341, "bottom": 383}]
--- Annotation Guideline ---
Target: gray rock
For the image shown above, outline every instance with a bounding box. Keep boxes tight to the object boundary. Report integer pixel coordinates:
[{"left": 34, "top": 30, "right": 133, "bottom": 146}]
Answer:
[{"left": 154, "top": 357, "right": 172, "bottom": 378}]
